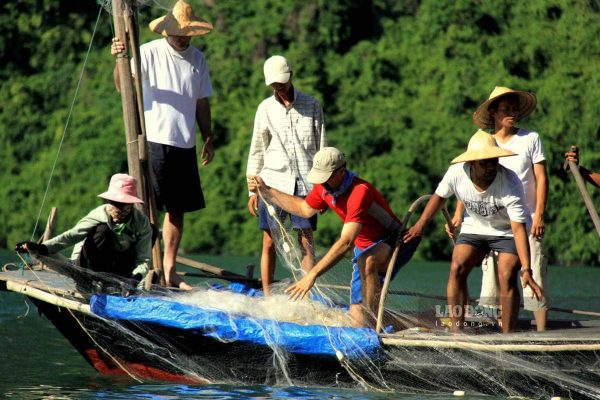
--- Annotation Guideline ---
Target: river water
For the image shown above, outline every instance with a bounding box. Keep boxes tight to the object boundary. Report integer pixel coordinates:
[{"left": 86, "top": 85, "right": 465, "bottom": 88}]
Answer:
[{"left": 1, "top": 251, "right": 599, "bottom": 399}]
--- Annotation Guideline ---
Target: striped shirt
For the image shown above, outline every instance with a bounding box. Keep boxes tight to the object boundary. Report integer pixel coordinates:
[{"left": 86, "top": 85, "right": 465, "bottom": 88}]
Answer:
[{"left": 246, "top": 89, "right": 326, "bottom": 195}]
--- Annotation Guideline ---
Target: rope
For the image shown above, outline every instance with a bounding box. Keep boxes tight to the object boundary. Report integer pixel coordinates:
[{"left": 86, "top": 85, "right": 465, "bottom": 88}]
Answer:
[
  {"left": 254, "top": 187, "right": 304, "bottom": 282},
  {"left": 29, "top": 6, "right": 104, "bottom": 242}
]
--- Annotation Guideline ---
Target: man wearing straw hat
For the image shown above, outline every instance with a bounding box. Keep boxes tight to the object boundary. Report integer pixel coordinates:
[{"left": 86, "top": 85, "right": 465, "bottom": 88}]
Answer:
[
  {"left": 111, "top": 0, "right": 214, "bottom": 290},
  {"left": 403, "top": 131, "right": 543, "bottom": 333},
  {"left": 473, "top": 86, "right": 549, "bottom": 331},
  {"left": 16, "top": 174, "right": 153, "bottom": 283},
  {"left": 249, "top": 147, "right": 420, "bottom": 327}
]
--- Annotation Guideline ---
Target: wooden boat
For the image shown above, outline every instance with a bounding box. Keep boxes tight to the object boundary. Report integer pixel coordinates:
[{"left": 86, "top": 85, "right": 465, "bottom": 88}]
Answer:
[
  {"left": 2, "top": 264, "right": 600, "bottom": 399},
  {"left": 4, "top": 1, "right": 599, "bottom": 398}
]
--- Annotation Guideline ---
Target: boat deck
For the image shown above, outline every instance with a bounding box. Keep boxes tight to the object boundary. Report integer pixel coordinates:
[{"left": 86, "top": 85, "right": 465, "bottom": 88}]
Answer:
[
  {"left": 0, "top": 267, "right": 79, "bottom": 296},
  {"left": 3, "top": 268, "right": 600, "bottom": 352}
]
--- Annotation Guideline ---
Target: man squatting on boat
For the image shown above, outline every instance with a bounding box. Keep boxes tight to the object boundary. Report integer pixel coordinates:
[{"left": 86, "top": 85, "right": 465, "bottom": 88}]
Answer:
[
  {"left": 249, "top": 147, "right": 421, "bottom": 328},
  {"left": 403, "top": 130, "right": 543, "bottom": 333},
  {"left": 15, "top": 174, "right": 153, "bottom": 284}
]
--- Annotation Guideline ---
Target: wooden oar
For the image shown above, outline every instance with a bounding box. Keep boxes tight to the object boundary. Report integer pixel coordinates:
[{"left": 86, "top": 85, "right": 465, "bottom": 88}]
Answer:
[{"left": 564, "top": 154, "right": 600, "bottom": 237}]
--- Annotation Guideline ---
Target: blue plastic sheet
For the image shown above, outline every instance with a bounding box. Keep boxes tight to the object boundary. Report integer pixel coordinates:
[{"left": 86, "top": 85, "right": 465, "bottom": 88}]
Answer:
[{"left": 90, "top": 293, "right": 381, "bottom": 359}]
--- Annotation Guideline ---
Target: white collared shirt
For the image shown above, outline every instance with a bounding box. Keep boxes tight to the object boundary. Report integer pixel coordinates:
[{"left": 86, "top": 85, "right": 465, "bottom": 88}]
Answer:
[{"left": 246, "top": 89, "right": 326, "bottom": 195}]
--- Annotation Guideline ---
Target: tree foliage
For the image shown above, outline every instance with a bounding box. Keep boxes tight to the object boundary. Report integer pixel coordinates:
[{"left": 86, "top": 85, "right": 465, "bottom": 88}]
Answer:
[{"left": 1, "top": 0, "right": 599, "bottom": 265}]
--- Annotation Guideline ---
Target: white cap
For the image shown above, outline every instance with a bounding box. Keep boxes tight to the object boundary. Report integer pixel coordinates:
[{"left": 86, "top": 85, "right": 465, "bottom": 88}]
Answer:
[
  {"left": 264, "top": 55, "right": 291, "bottom": 86},
  {"left": 307, "top": 147, "right": 346, "bottom": 184}
]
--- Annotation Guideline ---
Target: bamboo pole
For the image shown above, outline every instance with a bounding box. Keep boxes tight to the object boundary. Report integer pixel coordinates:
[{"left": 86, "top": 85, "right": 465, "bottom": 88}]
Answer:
[
  {"left": 380, "top": 336, "right": 600, "bottom": 352},
  {"left": 40, "top": 207, "right": 58, "bottom": 243},
  {"left": 176, "top": 255, "right": 248, "bottom": 280},
  {"left": 124, "top": 6, "right": 165, "bottom": 285},
  {"left": 565, "top": 158, "right": 600, "bottom": 237},
  {"left": 6, "top": 280, "right": 91, "bottom": 315},
  {"left": 375, "top": 195, "right": 431, "bottom": 333},
  {"left": 112, "top": 0, "right": 165, "bottom": 285},
  {"left": 111, "top": 0, "right": 142, "bottom": 187}
]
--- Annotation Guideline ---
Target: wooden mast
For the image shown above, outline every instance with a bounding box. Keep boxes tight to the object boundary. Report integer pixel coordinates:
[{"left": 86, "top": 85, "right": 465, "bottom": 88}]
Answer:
[{"left": 111, "top": 0, "right": 165, "bottom": 285}]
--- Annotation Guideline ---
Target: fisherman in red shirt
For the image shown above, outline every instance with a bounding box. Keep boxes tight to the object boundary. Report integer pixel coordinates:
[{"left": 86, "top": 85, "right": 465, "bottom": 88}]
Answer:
[{"left": 249, "top": 147, "right": 420, "bottom": 327}]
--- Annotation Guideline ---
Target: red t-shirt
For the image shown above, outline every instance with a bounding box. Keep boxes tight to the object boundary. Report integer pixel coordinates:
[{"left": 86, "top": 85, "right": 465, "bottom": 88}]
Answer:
[{"left": 305, "top": 178, "right": 401, "bottom": 250}]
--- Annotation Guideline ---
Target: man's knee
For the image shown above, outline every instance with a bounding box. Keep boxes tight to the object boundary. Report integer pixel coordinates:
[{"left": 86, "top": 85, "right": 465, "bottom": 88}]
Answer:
[{"left": 449, "top": 260, "right": 471, "bottom": 279}]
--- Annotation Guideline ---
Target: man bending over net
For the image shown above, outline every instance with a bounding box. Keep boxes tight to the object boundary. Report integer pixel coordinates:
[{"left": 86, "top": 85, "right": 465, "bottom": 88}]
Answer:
[{"left": 249, "top": 147, "right": 420, "bottom": 327}]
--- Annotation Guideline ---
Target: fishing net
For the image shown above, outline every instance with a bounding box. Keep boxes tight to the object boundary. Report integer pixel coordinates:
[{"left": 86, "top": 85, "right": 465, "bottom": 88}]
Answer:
[
  {"left": 7, "top": 193, "right": 600, "bottom": 400},
  {"left": 97, "top": 0, "right": 166, "bottom": 17},
  {"left": 6, "top": 0, "right": 599, "bottom": 397}
]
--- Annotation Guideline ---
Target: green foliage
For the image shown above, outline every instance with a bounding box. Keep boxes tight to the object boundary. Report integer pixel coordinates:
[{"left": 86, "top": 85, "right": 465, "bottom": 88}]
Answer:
[{"left": 1, "top": 0, "right": 600, "bottom": 265}]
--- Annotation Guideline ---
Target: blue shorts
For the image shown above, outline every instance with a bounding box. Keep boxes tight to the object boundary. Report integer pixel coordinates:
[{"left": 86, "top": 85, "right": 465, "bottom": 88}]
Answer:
[
  {"left": 258, "top": 197, "right": 317, "bottom": 231},
  {"left": 456, "top": 234, "right": 517, "bottom": 255},
  {"left": 350, "top": 235, "right": 420, "bottom": 305}
]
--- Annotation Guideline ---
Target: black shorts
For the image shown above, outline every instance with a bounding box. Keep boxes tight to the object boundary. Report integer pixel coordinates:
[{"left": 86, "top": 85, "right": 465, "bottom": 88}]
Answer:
[
  {"left": 148, "top": 142, "right": 205, "bottom": 213},
  {"left": 456, "top": 233, "right": 517, "bottom": 255}
]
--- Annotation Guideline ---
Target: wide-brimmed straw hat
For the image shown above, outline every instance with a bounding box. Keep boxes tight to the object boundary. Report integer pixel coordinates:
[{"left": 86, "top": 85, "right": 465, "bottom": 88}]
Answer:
[
  {"left": 98, "top": 174, "right": 144, "bottom": 204},
  {"left": 451, "top": 130, "right": 516, "bottom": 164},
  {"left": 473, "top": 86, "right": 537, "bottom": 129},
  {"left": 149, "top": 0, "right": 213, "bottom": 37}
]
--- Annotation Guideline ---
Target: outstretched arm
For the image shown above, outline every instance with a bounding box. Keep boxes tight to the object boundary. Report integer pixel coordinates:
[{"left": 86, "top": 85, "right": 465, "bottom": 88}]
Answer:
[
  {"left": 285, "top": 222, "right": 361, "bottom": 301},
  {"left": 402, "top": 194, "right": 447, "bottom": 242},
  {"left": 248, "top": 176, "right": 318, "bottom": 218}
]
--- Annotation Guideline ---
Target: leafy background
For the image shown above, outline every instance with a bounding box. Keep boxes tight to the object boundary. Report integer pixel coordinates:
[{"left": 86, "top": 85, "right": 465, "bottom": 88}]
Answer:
[{"left": 1, "top": 0, "right": 599, "bottom": 265}]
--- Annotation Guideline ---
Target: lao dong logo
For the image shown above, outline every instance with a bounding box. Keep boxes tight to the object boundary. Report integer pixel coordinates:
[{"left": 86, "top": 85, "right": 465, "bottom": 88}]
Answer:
[{"left": 435, "top": 304, "right": 502, "bottom": 328}]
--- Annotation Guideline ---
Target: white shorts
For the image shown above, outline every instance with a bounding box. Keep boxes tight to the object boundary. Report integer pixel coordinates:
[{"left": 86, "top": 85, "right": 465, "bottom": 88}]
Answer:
[{"left": 479, "top": 234, "right": 548, "bottom": 311}]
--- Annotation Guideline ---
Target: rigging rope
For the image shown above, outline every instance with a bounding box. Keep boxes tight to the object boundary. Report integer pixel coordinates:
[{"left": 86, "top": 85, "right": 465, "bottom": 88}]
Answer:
[{"left": 30, "top": 6, "right": 105, "bottom": 242}]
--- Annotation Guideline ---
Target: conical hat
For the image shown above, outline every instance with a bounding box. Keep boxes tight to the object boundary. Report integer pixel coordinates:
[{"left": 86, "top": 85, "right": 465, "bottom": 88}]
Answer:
[
  {"left": 149, "top": 0, "right": 213, "bottom": 37},
  {"left": 473, "top": 86, "right": 537, "bottom": 129},
  {"left": 451, "top": 130, "right": 516, "bottom": 164}
]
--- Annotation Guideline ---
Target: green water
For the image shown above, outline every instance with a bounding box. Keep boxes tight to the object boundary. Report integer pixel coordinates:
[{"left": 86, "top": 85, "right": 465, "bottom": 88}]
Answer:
[{"left": 1, "top": 249, "right": 599, "bottom": 399}]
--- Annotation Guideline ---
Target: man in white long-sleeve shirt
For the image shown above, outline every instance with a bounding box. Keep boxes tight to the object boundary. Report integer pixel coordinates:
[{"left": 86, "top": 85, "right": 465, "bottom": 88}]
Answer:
[{"left": 246, "top": 55, "right": 327, "bottom": 295}]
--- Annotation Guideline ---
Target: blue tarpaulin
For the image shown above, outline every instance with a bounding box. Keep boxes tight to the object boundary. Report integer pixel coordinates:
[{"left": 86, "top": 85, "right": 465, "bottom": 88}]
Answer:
[{"left": 90, "top": 293, "right": 381, "bottom": 359}]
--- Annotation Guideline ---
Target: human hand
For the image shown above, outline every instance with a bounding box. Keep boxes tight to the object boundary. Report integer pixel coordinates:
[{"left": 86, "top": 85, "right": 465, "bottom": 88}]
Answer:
[
  {"left": 15, "top": 241, "right": 48, "bottom": 255},
  {"left": 520, "top": 270, "right": 543, "bottom": 301},
  {"left": 285, "top": 273, "right": 317, "bottom": 301},
  {"left": 247, "top": 195, "right": 258, "bottom": 217},
  {"left": 201, "top": 137, "right": 214, "bottom": 165},
  {"left": 444, "top": 215, "right": 461, "bottom": 241},
  {"left": 402, "top": 223, "right": 424, "bottom": 243},
  {"left": 110, "top": 37, "right": 126, "bottom": 56},
  {"left": 248, "top": 176, "right": 267, "bottom": 194},
  {"left": 565, "top": 145, "right": 579, "bottom": 165},
  {"left": 531, "top": 215, "right": 545, "bottom": 238}
]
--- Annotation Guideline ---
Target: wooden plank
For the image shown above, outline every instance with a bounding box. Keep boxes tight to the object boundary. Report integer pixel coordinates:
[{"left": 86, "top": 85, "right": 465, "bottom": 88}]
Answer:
[{"left": 176, "top": 255, "right": 247, "bottom": 279}]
